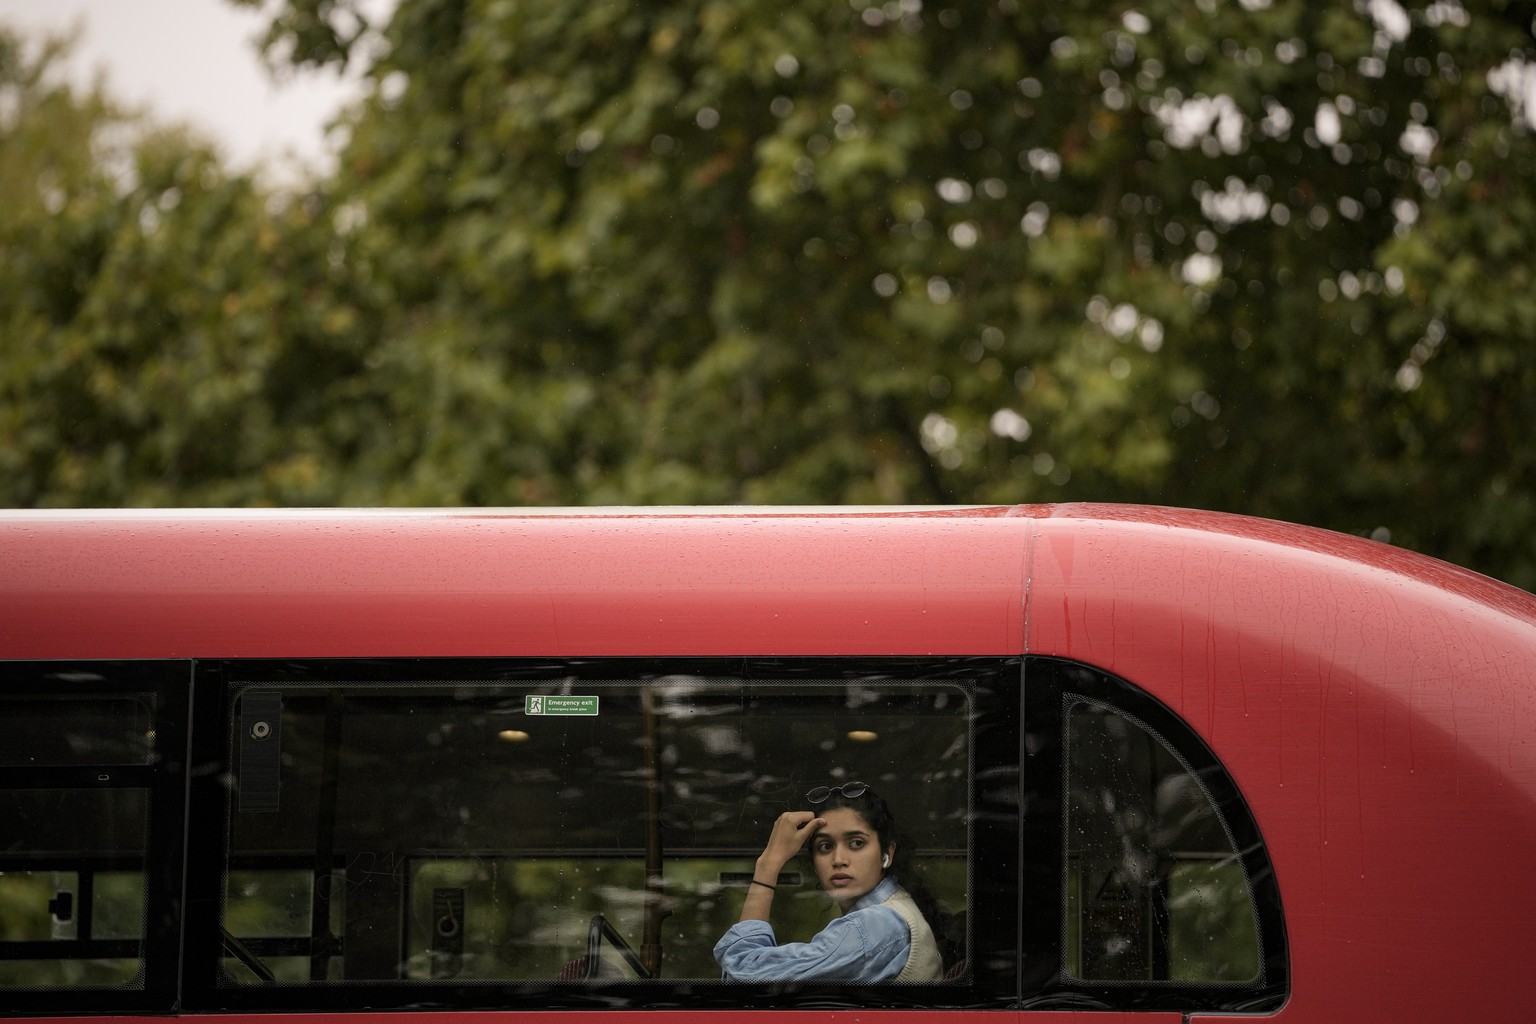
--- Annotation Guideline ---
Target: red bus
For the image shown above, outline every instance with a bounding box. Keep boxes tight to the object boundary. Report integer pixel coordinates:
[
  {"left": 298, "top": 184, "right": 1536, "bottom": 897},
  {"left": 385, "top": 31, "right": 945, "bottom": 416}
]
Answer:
[{"left": 2, "top": 505, "right": 1533, "bottom": 1022}]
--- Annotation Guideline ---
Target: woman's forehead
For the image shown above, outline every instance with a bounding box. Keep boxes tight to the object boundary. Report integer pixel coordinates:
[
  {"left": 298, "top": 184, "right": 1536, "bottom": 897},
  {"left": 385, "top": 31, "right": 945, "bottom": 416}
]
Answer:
[{"left": 813, "top": 806, "right": 875, "bottom": 835}]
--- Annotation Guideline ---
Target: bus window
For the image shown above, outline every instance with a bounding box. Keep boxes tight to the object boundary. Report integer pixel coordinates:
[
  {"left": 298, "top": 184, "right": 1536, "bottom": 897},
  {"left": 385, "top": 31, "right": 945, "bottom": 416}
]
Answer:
[
  {"left": 0, "top": 662, "right": 186, "bottom": 1010},
  {"left": 0, "top": 695, "right": 156, "bottom": 767},
  {"left": 1064, "top": 699, "right": 1259, "bottom": 984},
  {"left": 0, "top": 791, "right": 148, "bottom": 988},
  {"left": 204, "top": 659, "right": 1017, "bottom": 1009},
  {"left": 1021, "top": 658, "right": 1286, "bottom": 1014}
]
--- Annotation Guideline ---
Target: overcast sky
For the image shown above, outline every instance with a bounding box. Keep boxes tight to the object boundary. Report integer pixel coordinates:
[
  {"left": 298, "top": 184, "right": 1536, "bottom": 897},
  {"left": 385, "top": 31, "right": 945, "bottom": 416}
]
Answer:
[{"left": 0, "top": 0, "right": 386, "bottom": 183}]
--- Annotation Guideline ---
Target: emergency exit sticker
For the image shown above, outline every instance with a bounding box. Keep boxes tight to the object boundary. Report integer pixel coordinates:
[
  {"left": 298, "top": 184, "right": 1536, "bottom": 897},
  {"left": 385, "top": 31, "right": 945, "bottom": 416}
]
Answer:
[{"left": 525, "top": 695, "right": 599, "bottom": 716}]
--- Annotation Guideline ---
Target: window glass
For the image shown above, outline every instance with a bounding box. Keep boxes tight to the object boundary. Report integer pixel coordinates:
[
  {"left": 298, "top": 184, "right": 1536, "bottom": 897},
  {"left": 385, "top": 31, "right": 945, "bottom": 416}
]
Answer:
[
  {"left": 226, "top": 869, "right": 330, "bottom": 939},
  {"left": 0, "top": 790, "right": 149, "bottom": 990},
  {"left": 404, "top": 857, "right": 645, "bottom": 980},
  {"left": 214, "top": 867, "right": 348, "bottom": 982},
  {"left": 0, "top": 662, "right": 188, "bottom": 1014},
  {"left": 91, "top": 872, "right": 148, "bottom": 942},
  {"left": 1063, "top": 698, "right": 1261, "bottom": 985},
  {"left": 221, "top": 674, "right": 973, "bottom": 988},
  {"left": 0, "top": 695, "right": 156, "bottom": 767}
]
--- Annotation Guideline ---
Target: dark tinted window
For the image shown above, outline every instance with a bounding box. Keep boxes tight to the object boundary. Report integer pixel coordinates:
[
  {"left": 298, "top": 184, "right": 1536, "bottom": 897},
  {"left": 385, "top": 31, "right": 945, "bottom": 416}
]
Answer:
[
  {"left": 0, "top": 791, "right": 149, "bottom": 989},
  {"left": 194, "top": 658, "right": 1021, "bottom": 1011},
  {"left": 0, "top": 663, "right": 187, "bottom": 1013},
  {"left": 1021, "top": 658, "right": 1286, "bottom": 1013},
  {"left": 4, "top": 655, "right": 1280, "bottom": 1014},
  {"left": 0, "top": 694, "right": 156, "bottom": 767},
  {"left": 1064, "top": 698, "right": 1260, "bottom": 984}
]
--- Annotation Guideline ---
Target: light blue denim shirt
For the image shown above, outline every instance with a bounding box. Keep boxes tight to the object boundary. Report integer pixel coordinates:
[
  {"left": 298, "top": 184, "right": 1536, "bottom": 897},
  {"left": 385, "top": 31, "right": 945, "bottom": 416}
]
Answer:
[{"left": 713, "top": 875, "right": 910, "bottom": 981}]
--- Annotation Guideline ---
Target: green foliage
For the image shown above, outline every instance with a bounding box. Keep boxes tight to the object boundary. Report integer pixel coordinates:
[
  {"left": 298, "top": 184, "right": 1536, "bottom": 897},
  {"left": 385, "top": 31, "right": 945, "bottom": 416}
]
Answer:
[{"left": 3, "top": 2, "right": 1536, "bottom": 588}]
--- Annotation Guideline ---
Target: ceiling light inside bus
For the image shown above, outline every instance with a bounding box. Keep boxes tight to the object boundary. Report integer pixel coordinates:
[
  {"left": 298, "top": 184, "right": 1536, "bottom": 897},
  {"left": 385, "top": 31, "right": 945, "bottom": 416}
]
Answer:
[
  {"left": 846, "top": 730, "right": 879, "bottom": 742},
  {"left": 498, "top": 729, "right": 531, "bottom": 743}
]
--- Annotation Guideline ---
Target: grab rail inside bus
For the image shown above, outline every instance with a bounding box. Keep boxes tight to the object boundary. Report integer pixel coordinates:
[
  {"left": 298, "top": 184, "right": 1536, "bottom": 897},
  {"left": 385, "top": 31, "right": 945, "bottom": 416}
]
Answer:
[
  {"left": 583, "top": 914, "right": 652, "bottom": 980},
  {"left": 221, "top": 926, "right": 277, "bottom": 983}
]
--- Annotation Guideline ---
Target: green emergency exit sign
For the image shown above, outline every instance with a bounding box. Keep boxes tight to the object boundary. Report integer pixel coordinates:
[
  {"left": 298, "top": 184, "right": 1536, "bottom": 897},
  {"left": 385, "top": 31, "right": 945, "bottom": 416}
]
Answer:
[{"left": 525, "top": 695, "right": 599, "bottom": 716}]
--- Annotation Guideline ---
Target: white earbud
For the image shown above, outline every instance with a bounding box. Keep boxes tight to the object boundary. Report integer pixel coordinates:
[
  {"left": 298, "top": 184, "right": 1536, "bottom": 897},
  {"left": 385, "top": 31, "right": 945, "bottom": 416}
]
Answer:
[{"left": 882, "top": 855, "right": 890, "bottom": 868}]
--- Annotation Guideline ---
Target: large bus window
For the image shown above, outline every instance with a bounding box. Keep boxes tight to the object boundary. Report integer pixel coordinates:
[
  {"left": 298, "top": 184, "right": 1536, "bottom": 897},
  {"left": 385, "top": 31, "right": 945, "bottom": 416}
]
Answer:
[
  {"left": 0, "top": 663, "right": 187, "bottom": 1013},
  {"left": 1021, "top": 658, "right": 1287, "bottom": 1014},
  {"left": 200, "top": 658, "right": 1020, "bottom": 1011}
]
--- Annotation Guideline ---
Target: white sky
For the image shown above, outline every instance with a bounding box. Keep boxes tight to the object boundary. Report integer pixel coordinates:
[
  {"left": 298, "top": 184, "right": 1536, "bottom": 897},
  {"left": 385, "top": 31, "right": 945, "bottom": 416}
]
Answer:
[{"left": 0, "top": 0, "right": 387, "bottom": 184}]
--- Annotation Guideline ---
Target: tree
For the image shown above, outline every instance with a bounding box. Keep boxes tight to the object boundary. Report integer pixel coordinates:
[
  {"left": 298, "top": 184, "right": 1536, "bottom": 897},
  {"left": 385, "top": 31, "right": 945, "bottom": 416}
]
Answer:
[
  {"left": 246, "top": 0, "right": 1536, "bottom": 581},
  {"left": 6, "top": 2, "right": 1536, "bottom": 589},
  {"left": 0, "top": 24, "right": 377, "bottom": 505}
]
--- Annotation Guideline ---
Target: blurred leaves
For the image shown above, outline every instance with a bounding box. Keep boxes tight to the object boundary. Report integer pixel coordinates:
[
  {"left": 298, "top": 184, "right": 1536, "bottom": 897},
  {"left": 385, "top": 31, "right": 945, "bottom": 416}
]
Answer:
[{"left": 3, "top": 1, "right": 1536, "bottom": 588}]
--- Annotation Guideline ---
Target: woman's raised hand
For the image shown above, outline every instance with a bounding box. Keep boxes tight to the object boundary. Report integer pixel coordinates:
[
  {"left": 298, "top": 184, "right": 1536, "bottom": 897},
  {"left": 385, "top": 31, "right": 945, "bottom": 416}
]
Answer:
[
  {"left": 760, "top": 810, "right": 827, "bottom": 869},
  {"left": 738, "top": 810, "right": 825, "bottom": 923}
]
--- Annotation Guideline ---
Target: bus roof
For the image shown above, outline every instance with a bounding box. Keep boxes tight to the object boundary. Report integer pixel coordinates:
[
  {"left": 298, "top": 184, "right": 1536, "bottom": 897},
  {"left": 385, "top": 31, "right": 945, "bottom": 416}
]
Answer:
[{"left": 2, "top": 504, "right": 1533, "bottom": 660}]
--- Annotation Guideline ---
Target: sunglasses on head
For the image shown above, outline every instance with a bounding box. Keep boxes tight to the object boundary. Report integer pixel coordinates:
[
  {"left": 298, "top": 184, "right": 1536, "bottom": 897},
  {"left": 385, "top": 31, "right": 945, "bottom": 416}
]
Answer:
[{"left": 806, "top": 782, "right": 868, "bottom": 804}]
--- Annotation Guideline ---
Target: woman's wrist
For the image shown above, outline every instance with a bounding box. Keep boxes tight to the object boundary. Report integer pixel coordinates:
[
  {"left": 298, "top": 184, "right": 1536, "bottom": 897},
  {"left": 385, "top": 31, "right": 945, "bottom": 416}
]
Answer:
[{"left": 754, "top": 854, "right": 786, "bottom": 883}]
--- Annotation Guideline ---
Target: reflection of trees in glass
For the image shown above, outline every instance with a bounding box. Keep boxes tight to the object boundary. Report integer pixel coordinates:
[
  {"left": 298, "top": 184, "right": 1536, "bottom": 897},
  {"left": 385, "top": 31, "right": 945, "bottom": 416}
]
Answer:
[
  {"left": 1065, "top": 700, "right": 1259, "bottom": 984},
  {"left": 221, "top": 677, "right": 972, "bottom": 983},
  {"left": 90, "top": 872, "right": 145, "bottom": 941},
  {"left": 221, "top": 869, "right": 345, "bottom": 983},
  {"left": 0, "top": 872, "right": 68, "bottom": 943},
  {"left": 224, "top": 870, "right": 315, "bottom": 938},
  {"left": 405, "top": 859, "right": 646, "bottom": 980},
  {"left": 1166, "top": 861, "right": 1258, "bottom": 982},
  {"left": 0, "top": 787, "right": 149, "bottom": 989},
  {"left": 0, "top": 872, "right": 143, "bottom": 988}
]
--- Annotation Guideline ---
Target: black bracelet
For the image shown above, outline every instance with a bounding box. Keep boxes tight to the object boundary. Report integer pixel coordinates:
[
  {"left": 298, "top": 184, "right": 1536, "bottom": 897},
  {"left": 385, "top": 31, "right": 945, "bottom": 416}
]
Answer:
[{"left": 750, "top": 878, "right": 777, "bottom": 891}]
